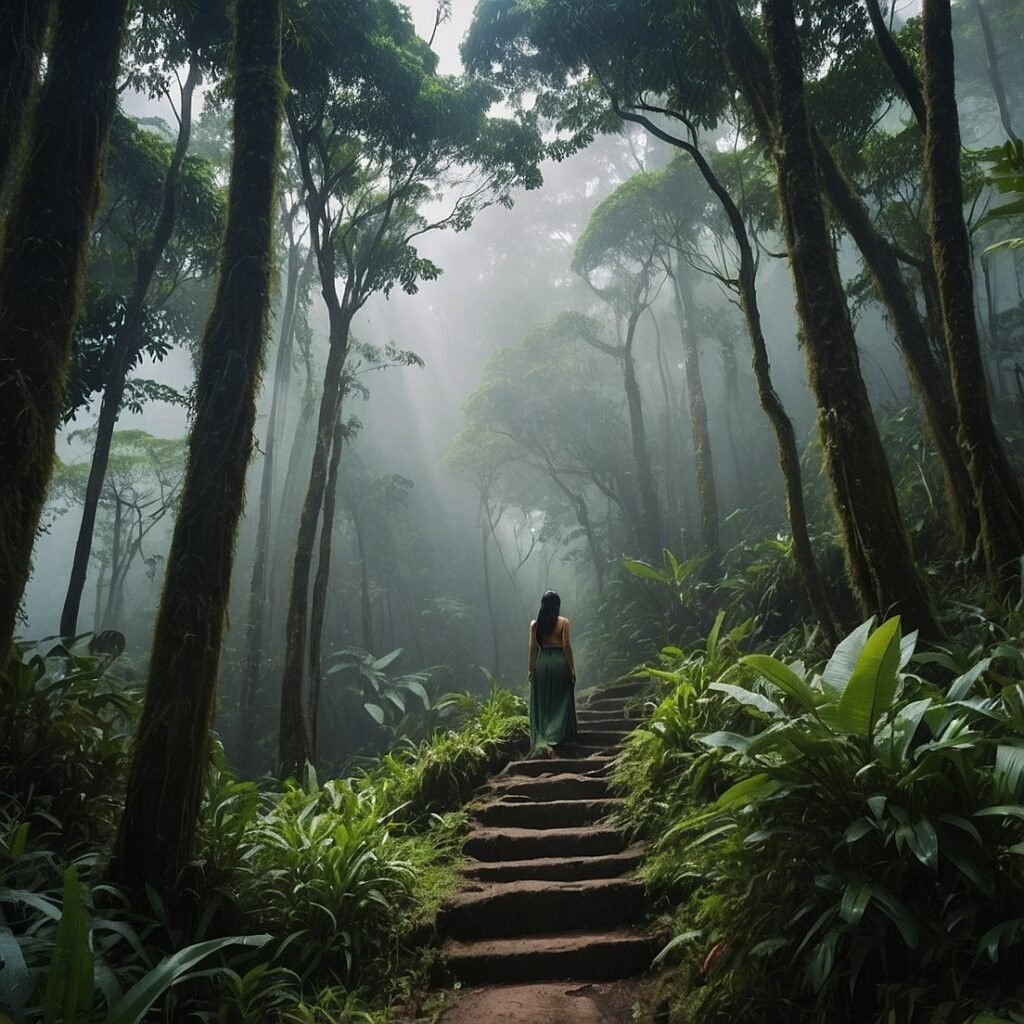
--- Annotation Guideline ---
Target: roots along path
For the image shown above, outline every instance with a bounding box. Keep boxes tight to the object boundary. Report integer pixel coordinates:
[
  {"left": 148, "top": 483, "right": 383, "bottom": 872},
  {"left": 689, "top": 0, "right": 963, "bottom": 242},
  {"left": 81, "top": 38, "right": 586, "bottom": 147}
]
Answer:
[{"left": 432, "top": 678, "right": 662, "bottom": 1023}]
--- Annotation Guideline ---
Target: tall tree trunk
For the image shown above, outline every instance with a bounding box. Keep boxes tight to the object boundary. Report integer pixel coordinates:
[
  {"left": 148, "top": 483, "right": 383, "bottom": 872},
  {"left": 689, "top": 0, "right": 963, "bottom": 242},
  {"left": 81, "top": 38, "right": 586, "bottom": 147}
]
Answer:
[
  {"left": 307, "top": 418, "right": 343, "bottom": 760},
  {"left": 351, "top": 501, "right": 374, "bottom": 652},
  {"left": 706, "top": 0, "right": 977, "bottom": 555},
  {"left": 108, "top": 0, "right": 284, "bottom": 895},
  {"left": 0, "top": 0, "right": 52, "bottom": 191},
  {"left": 970, "top": 0, "right": 1018, "bottom": 141},
  {"left": 238, "top": 211, "right": 305, "bottom": 766},
  {"left": 671, "top": 265, "right": 720, "bottom": 556},
  {"left": 921, "top": 0, "right": 1024, "bottom": 592},
  {"left": 762, "top": 0, "right": 939, "bottom": 633},
  {"left": 60, "top": 61, "right": 202, "bottom": 638},
  {"left": 612, "top": 105, "right": 839, "bottom": 642},
  {"left": 622, "top": 305, "right": 662, "bottom": 561},
  {"left": 481, "top": 519, "right": 501, "bottom": 678},
  {"left": 0, "top": 0, "right": 127, "bottom": 658},
  {"left": 278, "top": 325, "right": 349, "bottom": 777},
  {"left": 864, "top": 0, "right": 927, "bottom": 128},
  {"left": 102, "top": 498, "right": 125, "bottom": 629}
]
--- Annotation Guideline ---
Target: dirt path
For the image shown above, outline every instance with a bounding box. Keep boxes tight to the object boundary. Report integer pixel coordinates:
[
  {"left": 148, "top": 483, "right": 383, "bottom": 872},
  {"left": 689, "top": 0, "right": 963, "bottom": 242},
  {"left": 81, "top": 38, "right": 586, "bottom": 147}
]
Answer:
[{"left": 431, "top": 679, "right": 661, "bottom": 1023}]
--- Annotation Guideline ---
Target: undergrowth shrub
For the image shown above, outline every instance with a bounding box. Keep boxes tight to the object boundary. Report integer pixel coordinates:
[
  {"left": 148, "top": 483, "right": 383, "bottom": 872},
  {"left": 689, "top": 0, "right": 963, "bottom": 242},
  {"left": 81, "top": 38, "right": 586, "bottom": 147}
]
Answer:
[
  {"left": 0, "top": 641, "right": 528, "bottom": 1022},
  {"left": 615, "top": 615, "right": 1024, "bottom": 1024}
]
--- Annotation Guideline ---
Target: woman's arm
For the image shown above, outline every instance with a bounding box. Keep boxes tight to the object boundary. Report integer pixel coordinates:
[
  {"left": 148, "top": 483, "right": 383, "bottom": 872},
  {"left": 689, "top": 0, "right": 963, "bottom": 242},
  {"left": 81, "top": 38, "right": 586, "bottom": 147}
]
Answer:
[
  {"left": 562, "top": 617, "right": 576, "bottom": 680},
  {"left": 528, "top": 620, "right": 537, "bottom": 679}
]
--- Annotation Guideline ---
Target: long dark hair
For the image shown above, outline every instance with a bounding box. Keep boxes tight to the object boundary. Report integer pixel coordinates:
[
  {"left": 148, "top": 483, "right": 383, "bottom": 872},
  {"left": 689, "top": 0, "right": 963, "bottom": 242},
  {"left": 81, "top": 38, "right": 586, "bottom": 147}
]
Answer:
[{"left": 535, "top": 590, "right": 561, "bottom": 646}]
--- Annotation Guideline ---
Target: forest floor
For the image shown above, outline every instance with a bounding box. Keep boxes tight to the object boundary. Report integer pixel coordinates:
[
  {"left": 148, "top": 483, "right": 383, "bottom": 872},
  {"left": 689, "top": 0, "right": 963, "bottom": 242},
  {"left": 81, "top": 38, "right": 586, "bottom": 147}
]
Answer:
[{"left": 422, "top": 678, "right": 663, "bottom": 1023}]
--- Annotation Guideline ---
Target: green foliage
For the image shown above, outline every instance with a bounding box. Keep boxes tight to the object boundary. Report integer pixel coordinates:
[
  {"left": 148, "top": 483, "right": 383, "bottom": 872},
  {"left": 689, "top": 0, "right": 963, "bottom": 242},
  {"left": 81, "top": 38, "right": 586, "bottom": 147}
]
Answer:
[
  {"left": 975, "top": 139, "right": 1024, "bottom": 254},
  {"left": 0, "top": 633, "right": 136, "bottom": 851},
  {"left": 617, "top": 616, "right": 1024, "bottom": 1023}
]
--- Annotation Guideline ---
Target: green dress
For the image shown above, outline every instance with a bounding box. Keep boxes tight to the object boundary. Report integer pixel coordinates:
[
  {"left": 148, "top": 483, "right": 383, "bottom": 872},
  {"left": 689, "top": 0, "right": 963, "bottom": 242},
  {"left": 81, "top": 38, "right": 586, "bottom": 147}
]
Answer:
[{"left": 530, "top": 645, "right": 578, "bottom": 751}]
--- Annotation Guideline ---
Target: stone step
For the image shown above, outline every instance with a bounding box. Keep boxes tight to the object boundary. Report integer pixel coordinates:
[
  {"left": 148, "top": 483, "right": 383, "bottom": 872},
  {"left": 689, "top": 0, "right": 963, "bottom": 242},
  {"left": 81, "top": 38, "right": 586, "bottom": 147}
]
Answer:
[
  {"left": 472, "top": 797, "right": 622, "bottom": 829},
  {"left": 573, "top": 729, "right": 631, "bottom": 747},
  {"left": 434, "top": 927, "right": 663, "bottom": 985},
  {"left": 575, "top": 714, "right": 639, "bottom": 731},
  {"left": 439, "top": 878, "right": 645, "bottom": 939},
  {"left": 461, "top": 846, "right": 645, "bottom": 883},
  {"left": 578, "top": 697, "right": 632, "bottom": 714},
  {"left": 584, "top": 679, "right": 654, "bottom": 702},
  {"left": 463, "top": 824, "right": 626, "bottom": 861},
  {"left": 485, "top": 772, "right": 610, "bottom": 801},
  {"left": 501, "top": 756, "right": 613, "bottom": 778}
]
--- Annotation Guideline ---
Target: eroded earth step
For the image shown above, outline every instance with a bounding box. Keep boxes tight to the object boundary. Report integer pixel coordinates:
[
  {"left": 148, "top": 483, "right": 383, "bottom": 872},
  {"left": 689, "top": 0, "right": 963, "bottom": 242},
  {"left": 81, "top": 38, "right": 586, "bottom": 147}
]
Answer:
[
  {"left": 575, "top": 715, "right": 637, "bottom": 731},
  {"left": 472, "top": 798, "right": 622, "bottom": 829},
  {"left": 463, "top": 824, "right": 627, "bottom": 861},
  {"left": 485, "top": 772, "right": 610, "bottom": 801},
  {"left": 501, "top": 756, "right": 613, "bottom": 778},
  {"left": 583, "top": 679, "right": 654, "bottom": 702},
  {"left": 461, "top": 846, "right": 645, "bottom": 883},
  {"left": 572, "top": 729, "right": 631, "bottom": 746},
  {"left": 434, "top": 927, "right": 664, "bottom": 985},
  {"left": 440, "top": 878, "right": 645, "bottom": 939}
]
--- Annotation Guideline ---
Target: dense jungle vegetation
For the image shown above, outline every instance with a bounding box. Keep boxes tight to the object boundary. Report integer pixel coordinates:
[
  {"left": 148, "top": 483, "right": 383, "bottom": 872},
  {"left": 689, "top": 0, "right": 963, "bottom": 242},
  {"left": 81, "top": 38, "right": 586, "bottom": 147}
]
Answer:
[{"left": 1, "top": 0, "right": 1023, "bottom": 1020}]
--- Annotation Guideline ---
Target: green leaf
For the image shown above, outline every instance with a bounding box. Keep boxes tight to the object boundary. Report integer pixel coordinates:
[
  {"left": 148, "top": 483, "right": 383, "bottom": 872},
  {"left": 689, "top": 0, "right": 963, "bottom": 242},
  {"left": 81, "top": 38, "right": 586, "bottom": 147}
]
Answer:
[
  {"left": 621, "top": 558, "right": 670, "bottom": 583},
  {"left": 877, "top": 698, "right": 931, "bottom": 770},
  {"left": 741, "top": 654, "right": 818, "bottom": 712},
  {"left": 44, "top": 866, "right": 93, "bottom": 1024},
  {"left": 907, "top": 819, "right": 939, "bottom": 870},
  {"left": 104, "top": 935, "right": 270, "bottom": 1024},
  {"left": 399, "top": 678, "right": 431, "bottom": 710},
  {"left": 870, "top": 885, "right": 919, "bottom": 949},
  {"left": 695, "top": 731, "right": 750, "bottom": 751},
  {"left": 836, "top": 617, "right": 902, "bottom": 737},
  {"left": 839, "top": 881, "right": 872, "bottom": 925},
  {"left": 363, "top": 703, "right": 385, "bottom": 725},
  {"left": 974, "top": 804, "right": 1024, "bottom": 822},
  {"left": 978, "top": 919, "right": 1023, "bottom": 964},
  {"left": 947, "top": 658, "right": 991, "bottom": 701},
  {"left": 709, "top": 682, "right": 782, "bottom": 716},
  {"left": 652, "top": 929, "right": 700, "bottom": 966},
  {"left": 821, "top": 618, "right": 875, "bottom": 698},
  {"left": 372, "top": 649, "right": 404, "bottom": 671},
  {"left": 993, "top": 745, "right": 1024, "bottom": 804},
  {"left": 714, "top": 773, "right": 782, "bottom": 809},
  {"left": 0, "top": 926, "right": 32, "bottom": 1007}
]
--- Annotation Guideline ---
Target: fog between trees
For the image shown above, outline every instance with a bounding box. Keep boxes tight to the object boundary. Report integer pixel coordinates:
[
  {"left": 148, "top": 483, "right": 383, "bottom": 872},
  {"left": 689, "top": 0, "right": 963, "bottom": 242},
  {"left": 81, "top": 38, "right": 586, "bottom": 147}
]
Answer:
[{"left": 2, "top": 0, "right": 1021, "bottom": 821}]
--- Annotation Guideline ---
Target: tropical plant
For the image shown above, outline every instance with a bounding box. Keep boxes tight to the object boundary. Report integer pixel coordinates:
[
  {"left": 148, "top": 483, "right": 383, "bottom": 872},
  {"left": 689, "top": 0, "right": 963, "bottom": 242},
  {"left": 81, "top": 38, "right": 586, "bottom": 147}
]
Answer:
[{"left": 660, "top": 616, "right": 1024, "bottom": 1022}]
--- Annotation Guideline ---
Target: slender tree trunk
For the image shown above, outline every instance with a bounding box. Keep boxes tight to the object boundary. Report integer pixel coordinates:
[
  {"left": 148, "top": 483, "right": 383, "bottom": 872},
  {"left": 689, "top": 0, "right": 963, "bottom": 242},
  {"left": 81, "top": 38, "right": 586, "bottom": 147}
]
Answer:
[
  {"left": 101, "top": 498, "right": 125, "bottom": 629},
  {"left": 622, "top": 306, "right": 662, "bottom": 561},
  {"left": 351, "top": 503, "right": 374, "bottom": 652},
  {"left": 60, "top": 62, "right": 202, "bottom": 638},
  {"left": 109, "top": 0, "right": 284, "bottom": 894},
  {"left": 308, "top": 419, "right": 343, "bottom": 759},
  {"left": 672, "top": 265, "right": 720, "bottom": 556},
  {"left": 0, "top": 0, "right": 52, "bottom": 191},
  {"left": 278, "top": 324, "right": 349, "bottom": 777},
  {"left": 922, "top": 0, "right": 1024, "bottom": 592},
  {"left": 971, "top": 0, "right": 1018, "bottom": 141},
  {"left": 239, "top": 214, "right": 304, "bottom": 764},
  {"left": 762, "top": 0, "right": 939, "bottom": 633},
  {"left": 612, "top": 106, "right": 839, "bottom": 642},
  {"left": 0, "top": 0, "right": 127, "bottom": 658},
  {"left": 481, "top": 519, "right": 501, "bottom": 678}
]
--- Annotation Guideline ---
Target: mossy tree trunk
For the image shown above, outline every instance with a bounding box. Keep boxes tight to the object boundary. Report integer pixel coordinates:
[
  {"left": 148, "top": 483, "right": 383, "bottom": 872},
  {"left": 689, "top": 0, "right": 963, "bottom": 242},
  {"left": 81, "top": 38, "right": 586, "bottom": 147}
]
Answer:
[
  {"left": 0, "top": 0, "right": 52, "bottom": 191},
  {"left": 761, "top": 0, "right": 939, "bottom": 634},
  {"left": 0, "top": 0, "right": 128, "bottom": 659},
  {"left": 921, "top": 0, "right": 1024, "bottom": 593},
  {"left": 60, "top": 61, "right": 202, "bottom": 639},
  {"left": 706, "top": 0, "right": 977, "bottom": 556},
  {"left": 109, "top": 0, "right": 284, "bottom": 895}
]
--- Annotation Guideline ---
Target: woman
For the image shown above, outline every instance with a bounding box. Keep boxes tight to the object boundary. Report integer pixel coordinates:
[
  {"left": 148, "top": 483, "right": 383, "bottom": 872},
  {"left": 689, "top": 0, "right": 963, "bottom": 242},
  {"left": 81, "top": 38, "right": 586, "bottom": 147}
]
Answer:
[{"left": 527, "top": 590, "right": 578, "bottom": 757}]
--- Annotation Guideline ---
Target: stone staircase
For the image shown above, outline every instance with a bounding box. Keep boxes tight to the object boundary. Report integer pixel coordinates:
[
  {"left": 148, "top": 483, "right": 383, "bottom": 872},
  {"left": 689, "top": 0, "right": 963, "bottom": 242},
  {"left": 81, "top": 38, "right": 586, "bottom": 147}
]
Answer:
[{"left": 433, "top": 680, "right": 662, "bottom": 988}]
